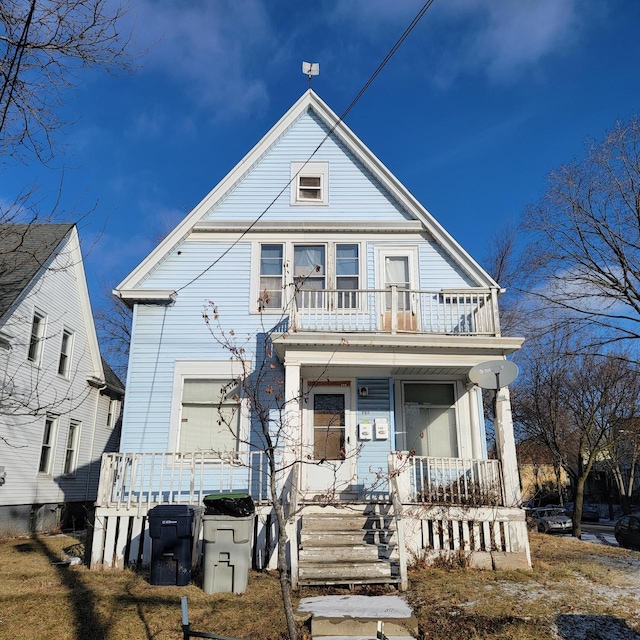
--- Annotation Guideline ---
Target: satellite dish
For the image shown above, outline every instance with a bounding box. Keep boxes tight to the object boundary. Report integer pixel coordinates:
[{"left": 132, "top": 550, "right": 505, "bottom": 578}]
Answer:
[{"left": 469, "top": 360, "right": 519, "bottom": 390}]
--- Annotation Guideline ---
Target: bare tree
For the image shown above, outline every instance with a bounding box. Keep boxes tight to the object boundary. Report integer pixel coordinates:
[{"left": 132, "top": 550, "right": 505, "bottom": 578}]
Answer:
[
  {"left": 603, "top": 417, "right": 640, "bottom": 515},
  {"left": 202, "top": 286, "right": 360, "bottom": 640},
  {"left": 513, "top": 327, "right": 640, "bottom": 536},
  {"left": 522, "top": 116, "right": 640, "bottom": 356},
  {"left": 0, "top": 0, "right": 134, "bottom": 164},
  {"left": 94, "top": 285, "right": 131, "bottom": 381}
]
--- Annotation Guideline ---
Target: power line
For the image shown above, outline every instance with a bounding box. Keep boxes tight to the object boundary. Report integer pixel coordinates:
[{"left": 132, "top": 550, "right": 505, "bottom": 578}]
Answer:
[{"left": 175, "top": 0, "right": 435, "bottom": 294}]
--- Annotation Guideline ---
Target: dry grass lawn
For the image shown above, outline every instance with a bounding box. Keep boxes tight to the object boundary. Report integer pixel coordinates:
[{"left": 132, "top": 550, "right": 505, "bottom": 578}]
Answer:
[{"left": 0, "top": 531, "right": 639, "bottom": 639}]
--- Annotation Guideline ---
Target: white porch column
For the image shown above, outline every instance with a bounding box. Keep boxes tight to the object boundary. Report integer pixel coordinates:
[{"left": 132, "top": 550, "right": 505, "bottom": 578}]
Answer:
[
  {"left": 494, "top": 386, "right": 521, "bottom": 507},
  {"left": 283, "top": 359, "right": 302, "bottom": 473},
  {"left": 468, "top": 384, "right": 483, "bottom": 460}
]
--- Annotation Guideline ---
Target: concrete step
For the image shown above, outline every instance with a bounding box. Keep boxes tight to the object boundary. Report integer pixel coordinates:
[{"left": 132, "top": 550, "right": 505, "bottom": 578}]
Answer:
[{"left": 298, "top": 595, "right": 416, "bottom": 638}]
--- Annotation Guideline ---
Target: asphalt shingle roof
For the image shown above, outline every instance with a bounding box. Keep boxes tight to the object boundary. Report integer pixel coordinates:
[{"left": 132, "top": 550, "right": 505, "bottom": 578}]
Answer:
[{"left": 0, "top": 223, "right": 74, "bottom": 320}]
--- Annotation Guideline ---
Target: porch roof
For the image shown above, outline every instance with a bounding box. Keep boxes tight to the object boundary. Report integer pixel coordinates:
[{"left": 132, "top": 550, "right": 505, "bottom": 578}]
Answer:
[{"left": 271, "top": 331, "right": 524, "bottom": 371}]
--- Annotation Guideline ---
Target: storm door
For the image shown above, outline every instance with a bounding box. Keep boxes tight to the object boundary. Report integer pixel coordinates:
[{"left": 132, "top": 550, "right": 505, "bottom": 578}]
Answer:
[{"left": 303, "top": 387, "right": 356, "bottom": 496}]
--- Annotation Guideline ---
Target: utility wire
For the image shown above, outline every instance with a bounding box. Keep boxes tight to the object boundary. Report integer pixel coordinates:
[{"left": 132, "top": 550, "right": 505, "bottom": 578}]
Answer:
[{"left": 175, "top": 0, "right": 436, "bottom": 294}]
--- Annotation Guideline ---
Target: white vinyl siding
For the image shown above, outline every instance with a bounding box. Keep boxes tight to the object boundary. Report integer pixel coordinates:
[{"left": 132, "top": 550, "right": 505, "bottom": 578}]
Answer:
[{"left": 179, "top": 379, "right": 240, "bottom": 453}]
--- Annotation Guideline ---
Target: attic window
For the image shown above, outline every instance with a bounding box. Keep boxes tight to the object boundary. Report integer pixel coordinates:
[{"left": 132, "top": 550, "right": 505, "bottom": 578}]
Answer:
[{"left": 291, "top": 161, "right": 328, "bottom": 205}]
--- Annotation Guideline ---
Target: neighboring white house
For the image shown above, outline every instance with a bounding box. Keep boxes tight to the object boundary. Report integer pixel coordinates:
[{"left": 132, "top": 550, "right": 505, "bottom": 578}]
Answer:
[
  {"left": 93, "top": 90, "right": 530, "bottom": 585},
  {"left": 0, "top": 224, "right": 124, "bottom": 534}
]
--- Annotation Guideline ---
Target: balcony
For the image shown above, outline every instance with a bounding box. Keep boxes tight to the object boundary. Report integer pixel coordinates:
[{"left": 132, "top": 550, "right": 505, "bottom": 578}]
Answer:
[{"left": 291, "top": 287, "right": 500, "bottom": 336}]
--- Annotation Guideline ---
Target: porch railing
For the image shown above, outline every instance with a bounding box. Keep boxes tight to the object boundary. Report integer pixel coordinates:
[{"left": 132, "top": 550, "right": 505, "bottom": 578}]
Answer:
[
  {"left": 291, "top": 287, "right": 500, "bottom": 335},
  {"left": 389, "top": 452, "right": 505, "bottom": 507},
  {"left": 96, "top": 452, "right": 269, "bottom": 514}
]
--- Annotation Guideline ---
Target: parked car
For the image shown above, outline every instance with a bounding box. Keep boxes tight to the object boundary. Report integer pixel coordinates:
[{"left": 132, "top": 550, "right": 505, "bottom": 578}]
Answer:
[
  {"left": 562, "top": 502, "right": 600, "bottom": 523},
  {"left": 614, "top": 515, "right": 640, "bottom": 550},
  {"left": 528, "top": 507, "right": 573, "bottom": 534}
]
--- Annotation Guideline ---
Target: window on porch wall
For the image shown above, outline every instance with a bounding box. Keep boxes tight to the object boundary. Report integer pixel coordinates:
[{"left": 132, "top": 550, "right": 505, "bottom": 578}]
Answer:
[
  {"left": 403, "top": 383, "right": 458, "bottom": 458},
  {"left": 294, "top": 245, "right": 325, "bottom": 308},
  {"left": 179, "top": 379, "right": 240, "bottom": 453}
]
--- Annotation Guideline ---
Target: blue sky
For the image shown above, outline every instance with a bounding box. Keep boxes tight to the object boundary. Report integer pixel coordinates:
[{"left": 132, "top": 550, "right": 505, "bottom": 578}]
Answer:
[{"left": 3, "top": 0, "right": 640, "bottom": 312}]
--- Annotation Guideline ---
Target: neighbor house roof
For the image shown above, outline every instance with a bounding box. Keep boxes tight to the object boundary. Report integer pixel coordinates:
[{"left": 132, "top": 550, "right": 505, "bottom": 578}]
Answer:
[
  {"left": 101, "top": 358, "right": 125, "bottom": 395},
  {"left": 0, "top": 223, "right": 74, "bottom": 319}
]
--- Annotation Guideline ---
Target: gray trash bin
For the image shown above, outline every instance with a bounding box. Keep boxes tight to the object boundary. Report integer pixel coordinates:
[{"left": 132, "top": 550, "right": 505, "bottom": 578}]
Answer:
[{"left": 202, "top": 493, "right": 254, "bottom": 594}]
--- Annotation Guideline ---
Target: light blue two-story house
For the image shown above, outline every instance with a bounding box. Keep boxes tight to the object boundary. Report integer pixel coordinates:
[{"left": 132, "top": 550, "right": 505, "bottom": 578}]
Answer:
[{"left": 92, "top": 90, "right": 530, "bottom": 586}]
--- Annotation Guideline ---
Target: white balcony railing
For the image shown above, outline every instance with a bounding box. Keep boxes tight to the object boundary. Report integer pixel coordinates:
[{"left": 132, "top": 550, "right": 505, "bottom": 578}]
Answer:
[
  {"left": 291, "top": 287, "right": 500, "bottom": 335},
  {"left": 389, "top": 453, "right": 505, "bottom": 506},
  {"left": 96, "top": 452, "right": 269, "bottom": 514}
]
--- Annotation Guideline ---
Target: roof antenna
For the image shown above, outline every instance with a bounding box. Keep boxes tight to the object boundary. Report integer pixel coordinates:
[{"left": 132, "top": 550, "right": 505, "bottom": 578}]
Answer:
[{"left": 302, "top": 61, "right": 319, "bottom": 88}]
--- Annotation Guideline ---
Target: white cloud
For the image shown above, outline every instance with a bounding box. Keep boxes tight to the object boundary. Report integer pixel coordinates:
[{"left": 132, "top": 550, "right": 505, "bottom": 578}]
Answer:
[
  {"left": 433, "top": 0, "right": 586, "bottom": 83},
  {"left": 128, "top": 0, "right": 273, "bottom": 119}
]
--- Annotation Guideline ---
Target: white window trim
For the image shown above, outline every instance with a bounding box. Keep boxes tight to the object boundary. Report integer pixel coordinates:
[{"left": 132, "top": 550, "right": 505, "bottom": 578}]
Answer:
[
  {"left": 169, "top": 360, "right": 248, "bottom": 456},
  {"left": 290, "top": 161, "right": 329, "bottom": 205},
  {"left": 28, "top": 309, "right": 47, "bottom": 367},
  {"left": 251, "top": 241, "right": 363, "bottom": 315},
  {"left": 57, "top": 328, "right": 74, "bottom": 378}
]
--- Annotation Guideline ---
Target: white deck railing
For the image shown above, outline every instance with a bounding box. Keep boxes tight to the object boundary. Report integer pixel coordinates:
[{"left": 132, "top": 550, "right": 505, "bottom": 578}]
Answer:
[
  {"left": 291, "top": 287, "right": 500, "bottom": 335},
  {"left": 389, "top": 453, "right": 505, "bottom": 506},
  {"left": 96, "top": 452, "right": 269, "bottom": 513}
]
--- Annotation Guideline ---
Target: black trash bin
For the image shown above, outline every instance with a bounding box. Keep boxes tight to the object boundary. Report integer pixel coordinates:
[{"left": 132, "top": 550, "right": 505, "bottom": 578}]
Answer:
[{"left": 148, "top": 504, "right": 201, "bottom": 586}]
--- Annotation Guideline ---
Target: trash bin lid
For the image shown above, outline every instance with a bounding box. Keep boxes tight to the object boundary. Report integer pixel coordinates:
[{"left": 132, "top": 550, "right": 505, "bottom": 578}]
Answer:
[
  {"left": 148, "top": 504, "right": 192, "bottom": 518},
  {"left": 203, "top": 493, "right": 255, "bottom": 516}
]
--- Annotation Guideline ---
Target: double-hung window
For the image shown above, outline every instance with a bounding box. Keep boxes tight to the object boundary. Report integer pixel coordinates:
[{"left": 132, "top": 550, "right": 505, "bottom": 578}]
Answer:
[
  {"left": 259, "top": 244, "right": 284, "bottom": 309},
  {"left": 58, "top": 329, "right": 73, "bottom": 377},
  {"left": 179, "top": 379, "right": 240, "bottom": 454},
  {"left": 63, "top": 420, "right": 81, "bottom": 476},
  {"left": 256, "top": 242, "right": 361, "bottom": 312},
  {"left": 39, "top": 415, "right": 57, "bottom": 474},
  {"left": 28, "top": 311, "right": 46, "bottom": 365},
  {"left": 336, "top": 244, "right": 359, "bottom": 309},
  {"left": 107, "top": 398, "right": 119, "bottom": 428}
]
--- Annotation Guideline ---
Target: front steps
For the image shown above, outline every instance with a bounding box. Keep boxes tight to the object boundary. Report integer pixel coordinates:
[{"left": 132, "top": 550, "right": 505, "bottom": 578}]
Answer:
[{"left": 297, "top": 504, "right": 401, "bottom": 588}]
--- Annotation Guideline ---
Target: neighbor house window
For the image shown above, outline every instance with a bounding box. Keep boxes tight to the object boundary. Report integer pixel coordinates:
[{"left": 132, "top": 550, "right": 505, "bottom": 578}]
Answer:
[
  {"left": 28, "top": 311, "right": 46, "bottom": 364},
  {"left": 107, "top": 398, "right": 119, "bottom": 428},
  {"left": 291, "top": 162, "right": 328, "bottom": 205},
  {"left": 39, "top": 415, "right": 57, "bottom": 474},
  {"left": 294, "top": 245, "right": 326, "bottom": 308},
  {"left": 259, "top": 244, "right": 284, "bottom": 309},
  {"left": 57, "top": 329, "right": 73, "bottom": 377},
  {"left": 63, "top": 420, "right": 81, "bottom": 475},
  {"left": 179, "top": 379, "right": 240, "bottom": 453}
]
